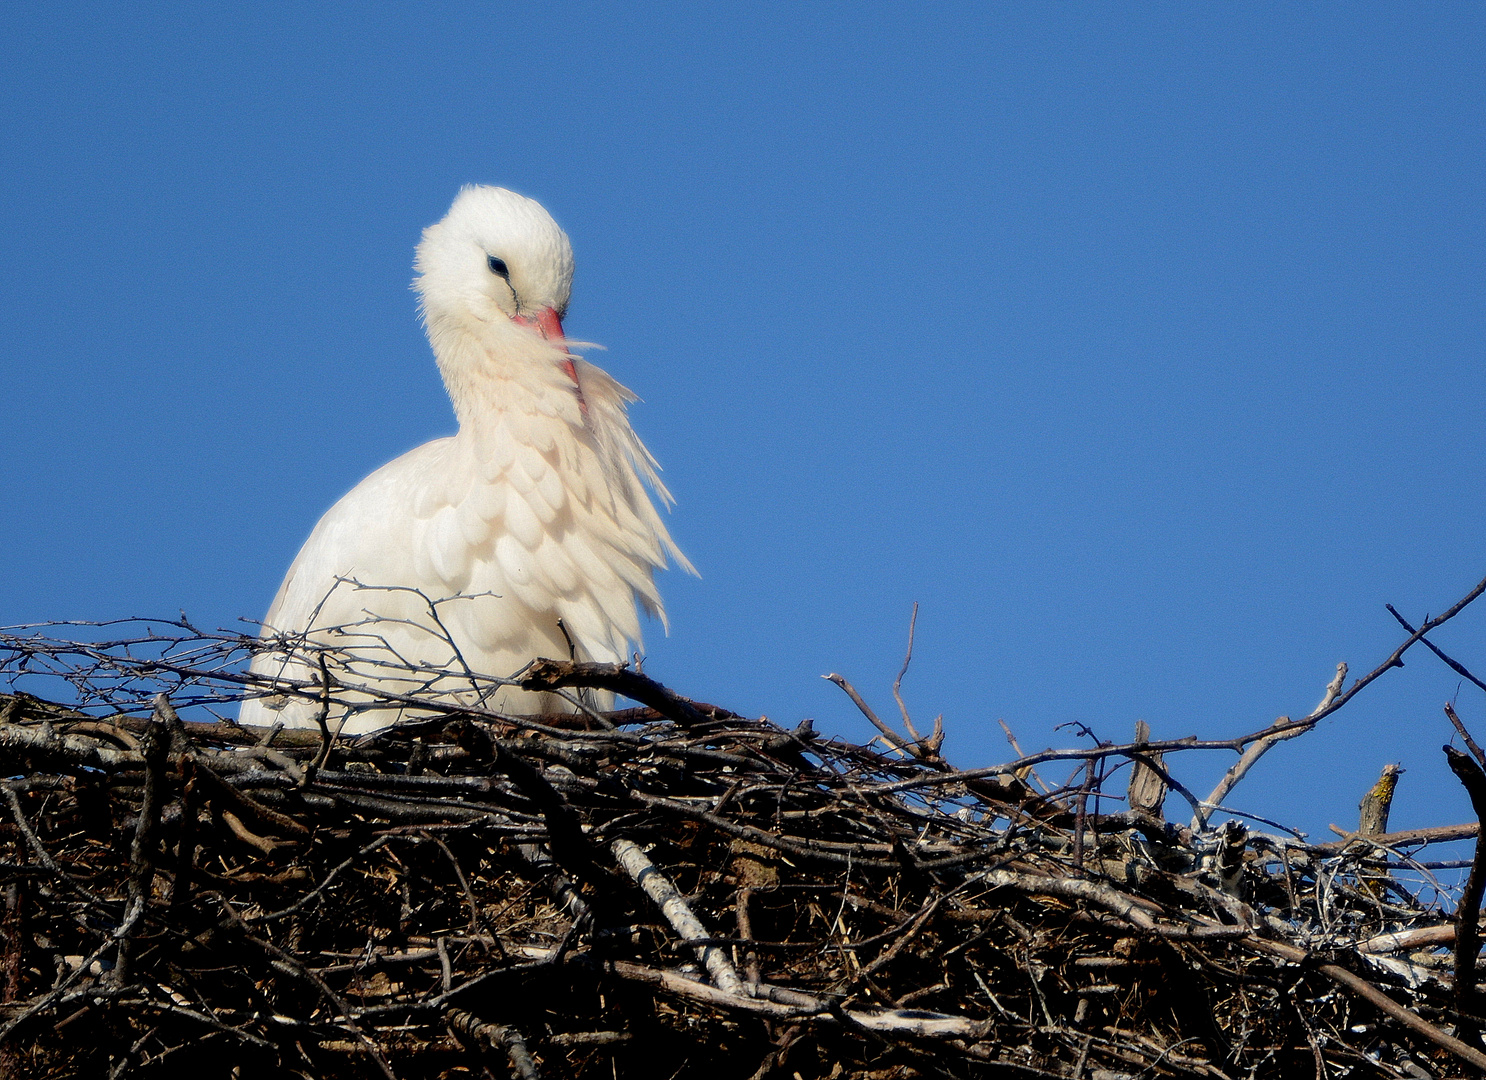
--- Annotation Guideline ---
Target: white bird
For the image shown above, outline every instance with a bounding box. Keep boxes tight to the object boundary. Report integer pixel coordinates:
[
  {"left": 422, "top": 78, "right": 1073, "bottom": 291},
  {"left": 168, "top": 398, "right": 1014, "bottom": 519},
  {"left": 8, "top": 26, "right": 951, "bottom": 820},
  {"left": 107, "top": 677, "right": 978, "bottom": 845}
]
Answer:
[{"left": 241, "top": 186, "right": 692, "bottom": 733}]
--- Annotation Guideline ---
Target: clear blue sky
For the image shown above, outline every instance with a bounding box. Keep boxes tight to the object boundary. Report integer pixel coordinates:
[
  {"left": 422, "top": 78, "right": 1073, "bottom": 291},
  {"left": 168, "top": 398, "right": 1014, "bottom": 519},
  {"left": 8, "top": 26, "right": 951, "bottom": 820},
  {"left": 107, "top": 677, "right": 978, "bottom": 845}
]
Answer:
[{"left": 2, "top": 3, "right": 1483, "bottom": 845}]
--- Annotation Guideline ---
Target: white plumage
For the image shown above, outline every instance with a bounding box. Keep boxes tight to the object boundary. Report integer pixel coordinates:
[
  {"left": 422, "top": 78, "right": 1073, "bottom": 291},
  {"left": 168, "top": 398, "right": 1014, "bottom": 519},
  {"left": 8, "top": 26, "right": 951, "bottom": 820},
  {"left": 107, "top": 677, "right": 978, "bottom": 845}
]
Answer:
[{"left": 241, "top": 186, "right": 691, "bottom": 732}]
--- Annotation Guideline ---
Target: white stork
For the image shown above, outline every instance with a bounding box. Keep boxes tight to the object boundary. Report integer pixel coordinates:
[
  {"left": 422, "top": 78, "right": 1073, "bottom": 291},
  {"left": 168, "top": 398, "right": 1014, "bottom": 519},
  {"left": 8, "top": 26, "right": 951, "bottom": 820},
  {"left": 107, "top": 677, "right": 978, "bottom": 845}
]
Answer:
[{"left": 241, "top": 186, "right": 691, "bottom": 732}]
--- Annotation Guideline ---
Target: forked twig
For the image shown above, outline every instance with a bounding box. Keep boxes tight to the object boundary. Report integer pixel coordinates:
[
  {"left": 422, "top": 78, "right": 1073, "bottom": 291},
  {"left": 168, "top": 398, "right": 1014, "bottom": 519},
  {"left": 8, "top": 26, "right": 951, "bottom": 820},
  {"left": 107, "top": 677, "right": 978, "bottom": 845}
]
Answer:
[{"left": 1195, "top": 662, "right": 1347, "bottom": 830}]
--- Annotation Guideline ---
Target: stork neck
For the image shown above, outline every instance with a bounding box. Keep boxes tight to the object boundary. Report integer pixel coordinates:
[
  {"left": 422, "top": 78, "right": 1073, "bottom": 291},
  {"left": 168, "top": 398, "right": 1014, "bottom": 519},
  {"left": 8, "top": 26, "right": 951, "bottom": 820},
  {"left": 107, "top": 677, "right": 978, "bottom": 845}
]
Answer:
[{"left": 426, "top": 312, "right": 582, "bottom": 432}]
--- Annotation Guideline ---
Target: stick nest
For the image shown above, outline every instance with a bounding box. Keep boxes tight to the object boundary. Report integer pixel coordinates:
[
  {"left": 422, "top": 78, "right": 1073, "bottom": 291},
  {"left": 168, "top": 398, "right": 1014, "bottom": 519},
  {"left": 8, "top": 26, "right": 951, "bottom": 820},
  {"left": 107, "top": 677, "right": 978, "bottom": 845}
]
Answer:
[{"left": 0, "top": 623, "right": 1482, "bottom": 1079}]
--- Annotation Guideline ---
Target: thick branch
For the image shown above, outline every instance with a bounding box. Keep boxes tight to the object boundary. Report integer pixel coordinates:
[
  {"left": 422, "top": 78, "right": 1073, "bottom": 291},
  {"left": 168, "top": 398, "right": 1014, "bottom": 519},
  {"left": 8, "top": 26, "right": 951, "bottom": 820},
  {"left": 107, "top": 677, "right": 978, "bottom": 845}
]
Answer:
[
  {"left": 1445, "top": 744, "right": 1486, "bottom": 1049},
  {"left": 520, "top": 659, "right": 708, "bottom": 728}
]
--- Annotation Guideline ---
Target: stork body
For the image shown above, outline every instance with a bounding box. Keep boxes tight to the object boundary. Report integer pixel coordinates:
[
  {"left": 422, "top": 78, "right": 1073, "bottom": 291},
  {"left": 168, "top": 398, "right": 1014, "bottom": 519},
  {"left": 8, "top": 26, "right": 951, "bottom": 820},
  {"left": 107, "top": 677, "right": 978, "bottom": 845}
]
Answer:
[{"left": 242, "top": 187, "right": 690, "bottom": 733}]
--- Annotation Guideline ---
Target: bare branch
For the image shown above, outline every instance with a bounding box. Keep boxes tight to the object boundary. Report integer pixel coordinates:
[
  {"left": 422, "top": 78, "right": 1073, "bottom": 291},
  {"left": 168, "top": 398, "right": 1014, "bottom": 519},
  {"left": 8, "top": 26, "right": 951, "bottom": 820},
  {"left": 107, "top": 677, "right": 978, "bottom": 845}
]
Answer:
[{"left": 1195, "top": 662, "right": 1347, "bottom": 829}]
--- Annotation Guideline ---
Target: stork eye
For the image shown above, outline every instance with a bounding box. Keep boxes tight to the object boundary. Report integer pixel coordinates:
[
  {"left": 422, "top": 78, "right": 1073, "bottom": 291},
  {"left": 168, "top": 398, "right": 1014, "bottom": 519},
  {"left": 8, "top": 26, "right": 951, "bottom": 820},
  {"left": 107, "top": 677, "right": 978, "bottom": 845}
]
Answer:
[{"left": 486, "top": 255, "right": 510, "bottom": 278}]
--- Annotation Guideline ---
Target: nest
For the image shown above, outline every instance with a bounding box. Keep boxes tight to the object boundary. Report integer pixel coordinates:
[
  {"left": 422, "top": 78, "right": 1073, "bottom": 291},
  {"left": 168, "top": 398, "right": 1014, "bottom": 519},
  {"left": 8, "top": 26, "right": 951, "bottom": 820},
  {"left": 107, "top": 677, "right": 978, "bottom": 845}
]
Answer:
[{"left": 0, "top": 589, "right": 1485, "bottom": 1078}]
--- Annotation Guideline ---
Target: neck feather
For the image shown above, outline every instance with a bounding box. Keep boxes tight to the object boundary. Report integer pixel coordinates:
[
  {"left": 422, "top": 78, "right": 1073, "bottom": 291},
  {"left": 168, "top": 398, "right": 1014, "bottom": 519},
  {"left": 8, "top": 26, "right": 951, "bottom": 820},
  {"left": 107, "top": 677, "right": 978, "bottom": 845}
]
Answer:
[{"left": 426, "top": 310, "right": 582, "bottom": 431}]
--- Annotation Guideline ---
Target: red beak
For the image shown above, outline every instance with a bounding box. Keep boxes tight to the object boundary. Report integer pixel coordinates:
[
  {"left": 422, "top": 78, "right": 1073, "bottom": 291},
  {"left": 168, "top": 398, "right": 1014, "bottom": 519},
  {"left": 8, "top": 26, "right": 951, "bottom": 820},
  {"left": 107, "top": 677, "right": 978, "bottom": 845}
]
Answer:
[{"left": 513, "top": 307, "right": 565, "bottom": 341}]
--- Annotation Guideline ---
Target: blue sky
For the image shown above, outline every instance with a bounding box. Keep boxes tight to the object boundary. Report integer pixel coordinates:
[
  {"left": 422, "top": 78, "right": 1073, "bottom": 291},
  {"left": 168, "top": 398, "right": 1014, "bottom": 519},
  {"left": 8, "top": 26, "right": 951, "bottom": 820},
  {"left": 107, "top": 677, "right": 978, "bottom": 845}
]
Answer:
[{"left": 1, "top": 3, "right": 1483, "bottom": 845}]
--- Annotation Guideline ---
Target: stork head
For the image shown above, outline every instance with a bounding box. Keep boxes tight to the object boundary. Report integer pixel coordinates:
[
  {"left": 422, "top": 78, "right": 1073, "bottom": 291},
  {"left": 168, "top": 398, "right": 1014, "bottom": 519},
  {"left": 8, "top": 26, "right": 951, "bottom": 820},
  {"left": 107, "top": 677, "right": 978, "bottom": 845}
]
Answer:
[{"left": 414, "top": 185, "right": 573, "bottom": 342}]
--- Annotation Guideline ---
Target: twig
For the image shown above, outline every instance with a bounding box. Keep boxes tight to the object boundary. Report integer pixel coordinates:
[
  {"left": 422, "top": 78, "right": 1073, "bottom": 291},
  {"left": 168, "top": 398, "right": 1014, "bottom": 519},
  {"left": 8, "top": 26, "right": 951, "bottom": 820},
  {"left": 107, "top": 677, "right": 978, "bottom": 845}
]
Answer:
[
  {"left": 1387, "top": 604, "right": 1486, "bottom": 696},
  {"left": 1446, "top": 702, "right": 1486, "bottom": 769},
  {"left": 111, "top": 696, "right": 173, "bottom": 985},
  {"left": 606, "top": 960, "right": 992, "bottom": 1039},
  {"left": 1444, "top": 744, "right": 1486, "bottom": 1049},
  {"left": 425, "top": 833, "right": 494, "bottom": 938},
  {"left": 892, "top": 603, "right": 921, "bottom": 741},
  {"left": 998, "top": 719, "right": 1050, "bottom": 794},
  {"left": 1356, "top": 925, "right": 1456, "bottom": 954},
  {"left": 520, "top": 659, "right": 707, "bottom": 728},
  {"left": 446, "top": 1007, "right": 541, "bottom": 1079},
  {"left": 308, "top": 650, "right": 334, "bottom": 780},
  {"left": 190, "top": 758, "right": 309, "bottom": 839},
  {"left": 166, "top": 764, "right": 201, "bottom": 922},
  {"left": 825, "top": 673, "right": 912, "bottom": 754},
  {"left": 978, "top": 869, "right": 1163, "bottom": 932},
  {"left": 611, "top": 838, "right": 745, "bottom": 996},
  {"left": 1196, "top": 663, "right": 1347, "bottom": 829},
  {"left": 824, "top": 673, "right": 941, "bottom": 762},
  {"left": 890, "top": 603, "right": 941, "bottom": 754},
  {"left": 736, "top": 887, "right": 761, "bottom": 989},
  {"left": 1313, "top": 820, "right": 1478, "bottom": 853}
]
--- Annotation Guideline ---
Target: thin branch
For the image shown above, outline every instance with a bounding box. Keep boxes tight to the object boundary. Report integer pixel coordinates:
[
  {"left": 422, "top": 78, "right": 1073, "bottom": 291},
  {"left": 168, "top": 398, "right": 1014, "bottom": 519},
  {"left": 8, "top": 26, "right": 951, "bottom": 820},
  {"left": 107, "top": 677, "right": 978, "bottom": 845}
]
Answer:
[
  {"left": 111, "top": 696, "right": 173, "bottom": 985},
  {"left": 1444, "top": 745, "right": 1486, "bottom": 1049},
  {"left": 1387, "top": 604, "right": 1486, "bottom": 696},
  {"left": 892, "top": 603, "right": 927, "bottom": 745},
  {"left": 1445, "top": 702, "right": 1486, "bottom": 769},
  {"left": 1196, "top": 662, "right": 1347, "bottom": 829}
]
